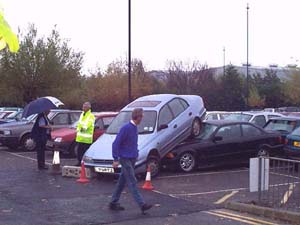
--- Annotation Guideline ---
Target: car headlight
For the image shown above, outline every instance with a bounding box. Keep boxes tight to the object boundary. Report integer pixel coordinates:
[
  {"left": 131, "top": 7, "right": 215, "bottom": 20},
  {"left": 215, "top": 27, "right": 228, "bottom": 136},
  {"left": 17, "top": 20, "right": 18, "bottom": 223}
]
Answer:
[
  {"left": 54, "top": 137, "right": 63, "bottom": 143},
  {"left": 83, "top": 156, "right": 93, "bottom": 163},
  {"left": 3, "top": 130, "right": 12, "bottom": 136}
]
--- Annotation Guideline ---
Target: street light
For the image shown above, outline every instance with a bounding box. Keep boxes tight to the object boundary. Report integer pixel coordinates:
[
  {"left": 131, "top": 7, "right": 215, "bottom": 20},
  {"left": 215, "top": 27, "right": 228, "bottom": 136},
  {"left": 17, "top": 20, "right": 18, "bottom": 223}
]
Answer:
[
  {"left": 223, "top": 47, "right": 226, "bottom": 76},
  {"left": 246, "top": 3, "right": 250, "bottom": 109},
  {"left": 128, "top": 0, "right": 132, "bottom": 102}
]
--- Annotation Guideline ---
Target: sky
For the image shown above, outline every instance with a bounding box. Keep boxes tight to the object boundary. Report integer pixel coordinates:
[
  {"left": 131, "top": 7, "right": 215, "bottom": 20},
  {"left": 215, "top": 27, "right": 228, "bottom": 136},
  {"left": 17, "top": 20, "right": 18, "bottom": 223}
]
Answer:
[{"left": 1, "top": 0, "right": 300, "bottom": 72}]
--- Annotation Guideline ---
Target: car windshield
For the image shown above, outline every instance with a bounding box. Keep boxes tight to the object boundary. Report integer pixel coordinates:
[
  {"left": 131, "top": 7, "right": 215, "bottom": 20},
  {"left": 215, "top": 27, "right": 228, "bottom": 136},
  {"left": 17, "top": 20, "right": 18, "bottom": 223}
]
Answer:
[
  {"left": 225, "top": 113, "right": 252, "bottom": 122},
  {"left": 106, "top": 111, "right": 157, "bottom": 134},
  {"left": 22, "top": 114, "right": 37, "bottom": 122},
  {"left": 264, "top": 120, "right": 297, "bottom": 133},
  {"left": 195, "top": 123, "right": 218, "bottom": 140},
  {"left": 291, "top": 127, "right": 300, "bottom": 136},
  {"left": 6, "top": 111, "right": 20, "bottom": 119}
]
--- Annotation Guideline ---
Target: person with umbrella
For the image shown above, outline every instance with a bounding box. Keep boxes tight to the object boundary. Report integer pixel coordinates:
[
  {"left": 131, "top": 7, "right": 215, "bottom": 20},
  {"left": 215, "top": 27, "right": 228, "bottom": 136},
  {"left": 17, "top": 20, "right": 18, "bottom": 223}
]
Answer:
[{"left": 22, "top": 96, "right": 64, "bottom": 170}]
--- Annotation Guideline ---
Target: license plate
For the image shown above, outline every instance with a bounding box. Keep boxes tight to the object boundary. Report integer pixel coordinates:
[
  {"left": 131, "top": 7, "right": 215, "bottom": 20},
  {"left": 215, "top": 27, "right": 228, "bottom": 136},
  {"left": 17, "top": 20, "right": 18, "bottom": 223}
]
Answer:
[
  {"left": 46, "top": 141, "right": 54, "bottom": 148},
  {"left": 94, "top": 167, "right": 114, "bottom": 173},
  {"left": 293, "top": 141, "right": 300, "bottom": 147}
]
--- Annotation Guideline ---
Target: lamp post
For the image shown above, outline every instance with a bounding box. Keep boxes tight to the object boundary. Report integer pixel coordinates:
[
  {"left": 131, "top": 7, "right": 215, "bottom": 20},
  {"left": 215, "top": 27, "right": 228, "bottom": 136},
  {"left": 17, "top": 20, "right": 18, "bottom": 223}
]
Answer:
[
  {"left": 223, "top": 47, "right": 226, "bottom": 76},
  {"left": 128, "top": 0, "right": 132, "bottom": 102},
  {"left": 246, "top": 3, "right": 249, "bottom": 109}
]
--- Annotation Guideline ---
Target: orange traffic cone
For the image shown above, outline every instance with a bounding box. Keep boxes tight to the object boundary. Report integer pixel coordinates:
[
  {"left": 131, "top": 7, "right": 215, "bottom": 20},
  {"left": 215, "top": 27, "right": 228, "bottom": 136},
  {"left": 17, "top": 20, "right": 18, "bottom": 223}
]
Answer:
[
  {"left": 76, "top": 162, "right": 89, "bottom": 183},
  {"left": 142, "top": 166, "right": 154, "bottom": 190}
]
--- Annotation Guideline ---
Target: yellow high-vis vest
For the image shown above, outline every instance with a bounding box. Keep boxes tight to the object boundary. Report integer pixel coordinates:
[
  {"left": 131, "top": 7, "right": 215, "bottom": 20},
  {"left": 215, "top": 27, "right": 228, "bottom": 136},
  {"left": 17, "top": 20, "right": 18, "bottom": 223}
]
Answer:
[{"left": 76, "top": 110, "right": 95, "bottom": 144}]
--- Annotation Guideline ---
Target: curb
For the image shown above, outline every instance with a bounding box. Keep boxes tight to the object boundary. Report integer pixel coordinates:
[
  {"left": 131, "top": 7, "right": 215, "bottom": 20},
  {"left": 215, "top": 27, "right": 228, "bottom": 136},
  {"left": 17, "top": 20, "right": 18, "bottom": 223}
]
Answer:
[{"left": 225, "top": 201, "right": 300, "bottom": 224}]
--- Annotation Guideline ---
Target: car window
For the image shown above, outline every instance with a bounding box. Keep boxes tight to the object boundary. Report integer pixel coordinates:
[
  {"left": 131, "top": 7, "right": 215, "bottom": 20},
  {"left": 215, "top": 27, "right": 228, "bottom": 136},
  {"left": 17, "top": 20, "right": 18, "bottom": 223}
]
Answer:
[
  {"left": 70, "top": 113, "right": 81, "bottom": 123},
  {"left": 51, "top": 113, "right": 69, "bottom": 125},
  {"left": 215, "top": 125, "right": 241, "bottom": 140},
  {"left": 267, "top": 115, "right": 280, "bottom": 120},
  {"left": 291, "top": 127, "right": 300, "bottom": 136},
  {"left": 252, "top": 115, "right": 266, "bottom": 127},
  {"left": 242, "top": 124, "right": 262, "bottom": 137},
  {"left": 179, "top": 99, "right": 189, "bottom": 109},
  {"left": 168, "top": 99, "right": 185, "bottom": 118},
  {"left": 158, "top": 105, "right": 173, "bottom": 126},
  {"left": 103, "top": 117, "right": 115, "bottom": 128},
  {"left": 95, "top": 118, "right": 104, "bottom": 129},
  {"left": 265, "top": 120, "right": 298, "bottom": 133}
]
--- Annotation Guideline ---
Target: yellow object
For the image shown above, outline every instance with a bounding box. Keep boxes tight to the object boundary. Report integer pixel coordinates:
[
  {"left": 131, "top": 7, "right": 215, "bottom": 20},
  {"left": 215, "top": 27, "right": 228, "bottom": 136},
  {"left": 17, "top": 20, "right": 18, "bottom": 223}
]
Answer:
[
  {"left": 0, "top": 12, "right": 19, "bottom": 52},
  {"left": 76, "top": 110, "right": 95, "bottom": 144},
  {"left": 293, "top": 141, "right": 300, "bottom": 147}
]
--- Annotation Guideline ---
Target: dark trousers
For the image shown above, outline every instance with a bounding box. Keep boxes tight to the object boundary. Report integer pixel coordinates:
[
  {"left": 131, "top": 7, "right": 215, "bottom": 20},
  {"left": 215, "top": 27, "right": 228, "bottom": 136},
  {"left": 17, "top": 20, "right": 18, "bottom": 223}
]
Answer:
[
  {"left": 36, "top": 138, "right": 47, "bottom": 168},
  {"left": 77, "top": 142, "right": 91, "bottom": 163},
  {"left": 111, "top": 158, "right": 145, "bottom": 208}
]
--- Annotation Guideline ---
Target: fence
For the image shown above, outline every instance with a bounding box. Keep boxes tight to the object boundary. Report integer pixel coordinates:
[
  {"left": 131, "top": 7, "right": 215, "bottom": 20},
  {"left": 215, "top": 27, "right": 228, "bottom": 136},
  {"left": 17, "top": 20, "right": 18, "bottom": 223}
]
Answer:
[{"left": 252, "top": 157, "right": 300, "bottom": 212}]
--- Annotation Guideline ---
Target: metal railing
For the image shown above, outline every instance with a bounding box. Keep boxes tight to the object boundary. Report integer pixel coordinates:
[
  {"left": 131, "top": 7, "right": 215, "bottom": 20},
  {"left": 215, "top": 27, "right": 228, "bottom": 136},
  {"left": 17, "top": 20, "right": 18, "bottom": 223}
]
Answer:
[{"left": 256, "top": 157, "right": 300, "bottom": 212}]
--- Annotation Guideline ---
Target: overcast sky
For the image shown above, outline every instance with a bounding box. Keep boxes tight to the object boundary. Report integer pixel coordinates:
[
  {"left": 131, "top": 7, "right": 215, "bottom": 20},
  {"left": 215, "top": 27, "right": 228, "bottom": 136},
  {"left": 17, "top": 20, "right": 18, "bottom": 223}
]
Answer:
[{"left": 1, "top": 0, "right": 300, "bottom": 71}]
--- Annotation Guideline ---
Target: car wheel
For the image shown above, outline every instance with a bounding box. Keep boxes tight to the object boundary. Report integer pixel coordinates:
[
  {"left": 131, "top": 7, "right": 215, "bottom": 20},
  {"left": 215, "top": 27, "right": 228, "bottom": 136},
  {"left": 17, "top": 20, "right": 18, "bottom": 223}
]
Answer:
[
  {"left": 147, "top": 156, "right": 160, "bottom": 178},
  {"left": 21, "top": 134, "right": 36, "bottom": 151},
  {"left": 178, "top": 152, "right": 196, "bottom": 172},
  {"left": 191, "top": 118, "right": 201, "bottom": 137},
  {"left": 68, "top": 142, "right": 78, "bottom": 158},
  {"left": 257, "top": 148, "right": 269, "bottom": 157}
]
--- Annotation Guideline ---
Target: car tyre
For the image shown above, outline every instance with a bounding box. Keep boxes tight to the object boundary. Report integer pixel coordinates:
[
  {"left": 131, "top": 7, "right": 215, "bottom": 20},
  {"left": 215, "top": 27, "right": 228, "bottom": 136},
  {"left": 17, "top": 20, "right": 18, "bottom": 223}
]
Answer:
[
  {"left": 257, "top": 148, "right": 270, "bottom": 157},
  {"left": 178, "top": 152, "right": 196, "bottom": 173},
  {"left": 21, "top": 134, "right": 36, "bottom": 151},
  {"left": 68, "top": 142, "right": 78, "bottom": 158},
  {"left": 191, "top": 118, "right": 201, "bottom": 137},
  {"left": 147, "top": 156, "right": 160, "bottom": 178}
]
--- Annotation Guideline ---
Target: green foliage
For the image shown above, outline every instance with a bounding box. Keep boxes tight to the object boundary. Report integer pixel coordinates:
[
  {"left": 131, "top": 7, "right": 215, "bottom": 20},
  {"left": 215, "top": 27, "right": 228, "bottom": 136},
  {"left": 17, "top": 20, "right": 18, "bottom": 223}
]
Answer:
[{"left": 283, "top": 70, "right": 300, "bottom": 105}]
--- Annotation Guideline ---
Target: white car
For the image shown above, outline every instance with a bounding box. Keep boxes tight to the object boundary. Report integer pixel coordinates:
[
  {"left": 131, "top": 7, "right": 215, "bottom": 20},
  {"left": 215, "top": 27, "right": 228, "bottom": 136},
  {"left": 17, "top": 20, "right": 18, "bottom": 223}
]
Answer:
[
  {"left": 83, "top": 94, "right": 206, "bottom": 177},
  {"left": 205, "top": 111, "right": 235, "bottom": 121},
  {"left": 225, "top": 111, "right": 283, "bottom": 127}
]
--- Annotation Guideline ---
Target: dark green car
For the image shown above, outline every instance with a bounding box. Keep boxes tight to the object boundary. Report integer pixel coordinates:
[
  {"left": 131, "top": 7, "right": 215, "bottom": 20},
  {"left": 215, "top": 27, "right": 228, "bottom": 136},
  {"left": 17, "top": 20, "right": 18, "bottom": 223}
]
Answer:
[{"left": 284, "top": 127, "right": 300, "bottom": 160}]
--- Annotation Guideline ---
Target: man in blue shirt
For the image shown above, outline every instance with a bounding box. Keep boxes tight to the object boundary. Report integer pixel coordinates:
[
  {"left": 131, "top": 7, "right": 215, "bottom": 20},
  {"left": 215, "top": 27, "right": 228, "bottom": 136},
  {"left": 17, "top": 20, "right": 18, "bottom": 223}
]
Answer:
[{"left": 110, "top": 108, "right": 152, "bottom": 214}]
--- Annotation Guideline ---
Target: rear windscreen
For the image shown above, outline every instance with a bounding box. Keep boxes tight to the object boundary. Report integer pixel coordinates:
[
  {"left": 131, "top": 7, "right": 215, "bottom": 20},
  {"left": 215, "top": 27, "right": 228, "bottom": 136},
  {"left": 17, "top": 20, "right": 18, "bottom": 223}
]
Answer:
[{"left": 264, "top": 120, "right": 297, "bottom": 133}]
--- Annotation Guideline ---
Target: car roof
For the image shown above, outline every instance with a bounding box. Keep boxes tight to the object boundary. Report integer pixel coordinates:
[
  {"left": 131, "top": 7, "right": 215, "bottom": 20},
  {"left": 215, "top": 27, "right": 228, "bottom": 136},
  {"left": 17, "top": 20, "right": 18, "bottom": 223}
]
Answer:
[
  {"left": 50, "top": 109, "right": 82, "bottom": 113},
  {"left": 205, "top": 120, "right": 253, "bottom": 126},
  {"left": 94, "top": 112, "right": 118, "bottom": 117},
  {"left": 268, "top": 116, "right": 300, "bottom": 121},
  {"left": 235, "top": 111, "right": 282, "bottom": 116}
]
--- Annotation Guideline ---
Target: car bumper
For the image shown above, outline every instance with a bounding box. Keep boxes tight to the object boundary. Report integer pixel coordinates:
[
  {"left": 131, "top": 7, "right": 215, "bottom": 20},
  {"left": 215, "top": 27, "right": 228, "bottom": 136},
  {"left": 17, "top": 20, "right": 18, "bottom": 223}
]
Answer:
[
  {"left": 284, "top": 146, "right": 300, "bottom": 160},
  {"left": 46, "top": 140, "right": 72, "bottom": 153},
  {"left": 0, "top": 136, "right": 19, "bottom": 147}
]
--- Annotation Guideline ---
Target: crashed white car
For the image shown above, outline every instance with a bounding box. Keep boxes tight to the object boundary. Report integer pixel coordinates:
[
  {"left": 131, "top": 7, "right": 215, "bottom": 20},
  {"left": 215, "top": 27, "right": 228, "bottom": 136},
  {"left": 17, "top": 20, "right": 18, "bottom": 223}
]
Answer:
[{"left": 83, "top": 94, "right": 206, "bottom": 177}]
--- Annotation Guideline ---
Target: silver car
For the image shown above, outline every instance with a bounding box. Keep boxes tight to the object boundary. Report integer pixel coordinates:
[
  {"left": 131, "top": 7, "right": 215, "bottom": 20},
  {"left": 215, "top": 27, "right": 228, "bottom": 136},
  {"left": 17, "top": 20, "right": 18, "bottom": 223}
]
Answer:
[{"left": 83, "top": 94, "right": 206, "bottom": 177}]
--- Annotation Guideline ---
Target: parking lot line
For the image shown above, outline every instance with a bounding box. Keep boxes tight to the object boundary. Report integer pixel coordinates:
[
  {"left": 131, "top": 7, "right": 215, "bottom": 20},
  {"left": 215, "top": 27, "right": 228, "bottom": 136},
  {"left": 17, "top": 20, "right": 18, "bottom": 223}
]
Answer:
[
  {"left": 170, "top": 187, "right": 247, "bottom": 196},
  {"left": 5, "top": 151, "right": 51, "bottom": 166},
  {"left": 205, "top": 211, "right": 261, "bottom": 225},
  {"left": 158, "top": 169, "right": 248, "bottom": 179},
  {"left": 270, "top": 171, "right": 300, "bottom": 180},
  {"left": 213, "top": 210, "right": 280, "bottom": 225},
  {"left": 280, "top": 183, "right": 296, "bottom": 205},
  {"left": 214, "top": 190, "right": 239, "bottom": 204}
]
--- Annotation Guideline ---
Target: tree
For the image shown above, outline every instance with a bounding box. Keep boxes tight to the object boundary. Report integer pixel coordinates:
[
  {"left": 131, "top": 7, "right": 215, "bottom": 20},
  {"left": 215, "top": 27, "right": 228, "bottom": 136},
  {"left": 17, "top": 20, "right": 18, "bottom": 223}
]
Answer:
[
  {"left": 0, "top": 24, "right": 84, "bottom": 108},
  {"left": 248, "top": 86, "right": 265, "bottom": 109},
  {"left": 283, "top": 70, "right": 300, "bottom": 105}
]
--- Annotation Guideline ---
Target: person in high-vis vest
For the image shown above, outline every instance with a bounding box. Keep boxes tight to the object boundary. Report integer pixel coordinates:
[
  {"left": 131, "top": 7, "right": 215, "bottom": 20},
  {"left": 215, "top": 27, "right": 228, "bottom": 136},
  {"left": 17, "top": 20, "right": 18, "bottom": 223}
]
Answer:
[{"left": 75, "top": 102, "right": 95, "bottom": 166}]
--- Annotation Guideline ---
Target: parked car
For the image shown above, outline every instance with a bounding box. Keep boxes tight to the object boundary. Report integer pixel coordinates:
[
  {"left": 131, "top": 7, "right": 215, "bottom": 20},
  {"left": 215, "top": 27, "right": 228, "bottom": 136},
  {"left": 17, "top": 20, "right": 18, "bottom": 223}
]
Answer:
[
  {"left": 225, "top": 111, "right": 283, "bottom": 127},
  {"left": 0, "top": 111, "right": 24, "bottom": 124},
  {"left": 0, "top": 107, "right": 23, "bottom": 112},
  {"left": 162, "top": 121, "right": 282, "bottom": 172},
  {"left": 0, "top": 109, "right": 81, "bottom": 151},
  {"left": 264, "top": 117, "right": 300, "bottom": 141},
  {"left": 0, "top": 111, "right": 14, "bottom": 119},
  {"left": 83, "top": 94, "right": 206, "bottom": 177},
  {"left": 283, "top": 127, "right": 300, "bottom": 160},
  {"left": 204, "top": 111, "right": 234, "bottom": 121},
  {"left": 46, "top": 112, "right": 118, "bottom": 156}
]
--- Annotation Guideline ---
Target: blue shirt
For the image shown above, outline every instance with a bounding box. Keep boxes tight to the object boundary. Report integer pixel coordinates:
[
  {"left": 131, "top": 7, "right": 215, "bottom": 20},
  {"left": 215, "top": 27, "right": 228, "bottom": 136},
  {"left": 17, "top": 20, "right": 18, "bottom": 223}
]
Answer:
[{"left": 112, "top": 122, "right": 138, "bottom": 160}]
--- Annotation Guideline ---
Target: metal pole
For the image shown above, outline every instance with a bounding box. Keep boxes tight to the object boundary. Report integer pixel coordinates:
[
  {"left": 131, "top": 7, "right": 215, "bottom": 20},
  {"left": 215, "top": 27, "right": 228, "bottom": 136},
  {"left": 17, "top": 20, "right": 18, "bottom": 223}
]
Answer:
[
  {"left": 246, "top": 3, "right": 249, "bottom": 109},
  {"left": 128, "top": 0, "right": 132, "bottom": 102},
  {"left": 223, "top": 47, "right": 226, "bottom": 76}
]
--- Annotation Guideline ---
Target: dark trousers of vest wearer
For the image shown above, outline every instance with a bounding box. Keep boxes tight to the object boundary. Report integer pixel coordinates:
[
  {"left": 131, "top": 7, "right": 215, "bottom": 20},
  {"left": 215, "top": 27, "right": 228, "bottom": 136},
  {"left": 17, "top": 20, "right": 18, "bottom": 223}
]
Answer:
[
  {"left": 36, "top": 138, "right": 47, "bottom": 168},
  {"left": 76, "top": 142, "right": 91, "bottom": 163}
]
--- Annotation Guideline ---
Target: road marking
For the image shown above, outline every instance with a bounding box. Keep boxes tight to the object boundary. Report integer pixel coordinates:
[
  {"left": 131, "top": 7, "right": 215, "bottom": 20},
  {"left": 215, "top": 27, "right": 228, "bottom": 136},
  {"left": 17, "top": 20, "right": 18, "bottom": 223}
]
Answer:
[
  {"left": 170, "top": 187, "right": 247, "bottom": 196},
  {"left": 205, "top": 211, "right": 261, "bottom": 225},
  {"left": 213, "top": 210, "right": 280, "bottom": 225},
  {"left": 5, "top": 151, "right": 51, "bottom": 165},
  {"left": 280, "top": 183, "right": 296, "bottom": 205},
  {"left": 214, "top": 190, "right": 239, "bottom": 204},
  {"left": 270, "top": 172, "right": 300, "bottom": 180},
  {"left": 158, "top": 169, "right": 248, "bottom": 179}
]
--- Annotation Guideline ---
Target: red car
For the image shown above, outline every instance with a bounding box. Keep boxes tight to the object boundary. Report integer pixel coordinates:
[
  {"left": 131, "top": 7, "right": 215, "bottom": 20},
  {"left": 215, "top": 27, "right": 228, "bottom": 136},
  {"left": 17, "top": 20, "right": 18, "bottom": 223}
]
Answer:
[{"left": 46, "top": 112, "right": 118, "bottom": 156}]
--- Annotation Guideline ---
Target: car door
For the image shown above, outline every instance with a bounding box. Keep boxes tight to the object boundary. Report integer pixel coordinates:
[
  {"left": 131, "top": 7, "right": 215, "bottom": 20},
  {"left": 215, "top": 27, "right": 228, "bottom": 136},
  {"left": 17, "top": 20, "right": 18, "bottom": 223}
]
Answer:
[
  {"left": 240, "top": 124, "right": 265, "bottom": 159},
  {"left": 208, "top": 124, "right": 242, "bottom": 164},
  {"left": 51, "top": 113, "right": 70, "bottom": 129},
  {"left": 252, "top": 115, "right": 266, "bottom": 127}
]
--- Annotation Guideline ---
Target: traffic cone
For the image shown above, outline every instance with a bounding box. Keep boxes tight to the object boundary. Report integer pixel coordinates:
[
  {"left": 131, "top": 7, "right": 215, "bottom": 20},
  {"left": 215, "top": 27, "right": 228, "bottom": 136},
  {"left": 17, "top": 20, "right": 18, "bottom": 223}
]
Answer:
[
  {"left": 142, "top": 166, "right": 154, "bottom": 190},
  {"left": 51, "top": 150, "right": 61, "bottom": 174},
  {"left": 76, "top": 162, "right": 89, "bottom": 183}
]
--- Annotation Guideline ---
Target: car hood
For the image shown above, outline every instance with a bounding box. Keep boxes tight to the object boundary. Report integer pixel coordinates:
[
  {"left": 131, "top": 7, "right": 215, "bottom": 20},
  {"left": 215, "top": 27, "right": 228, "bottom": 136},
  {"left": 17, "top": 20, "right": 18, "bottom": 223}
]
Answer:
[
  {"left": 51, "top": 128, "right": 76, "bottom": 139},
  {"left": 85, "top": 133, "right": 153, "bottom": 160}
]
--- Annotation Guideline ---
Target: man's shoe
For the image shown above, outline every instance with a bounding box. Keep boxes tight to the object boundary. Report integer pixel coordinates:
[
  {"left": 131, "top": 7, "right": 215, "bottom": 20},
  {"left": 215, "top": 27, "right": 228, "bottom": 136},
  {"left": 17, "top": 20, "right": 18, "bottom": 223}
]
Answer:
[
  {"left": 141, "top": 203, "right": 153, "bottom": 214},
  {"left": 38, "top": 165, "right": 48, "bottom": 170},
  {"left": 109, "top": 203, "right": 125, "bottom": 211}
]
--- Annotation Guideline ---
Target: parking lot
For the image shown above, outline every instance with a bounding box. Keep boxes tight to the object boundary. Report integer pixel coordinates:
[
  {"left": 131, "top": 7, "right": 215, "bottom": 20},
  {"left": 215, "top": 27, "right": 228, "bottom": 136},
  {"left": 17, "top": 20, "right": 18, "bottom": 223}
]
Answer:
[{"left": 1, "top": 146, "right": 293, "bottom": 225}]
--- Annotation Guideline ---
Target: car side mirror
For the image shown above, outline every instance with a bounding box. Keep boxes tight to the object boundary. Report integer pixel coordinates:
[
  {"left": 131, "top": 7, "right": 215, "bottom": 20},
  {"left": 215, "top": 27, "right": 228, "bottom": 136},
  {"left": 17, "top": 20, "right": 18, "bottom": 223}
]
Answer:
[
  {"left": 213, "top": 136, "right": 223, "bottom": 142},
  {"left": 94, "top": 125, "right": 100, "bottom": 130},
  {"left": 158, "top": 124, "right": 168, "bottom": 131}
]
